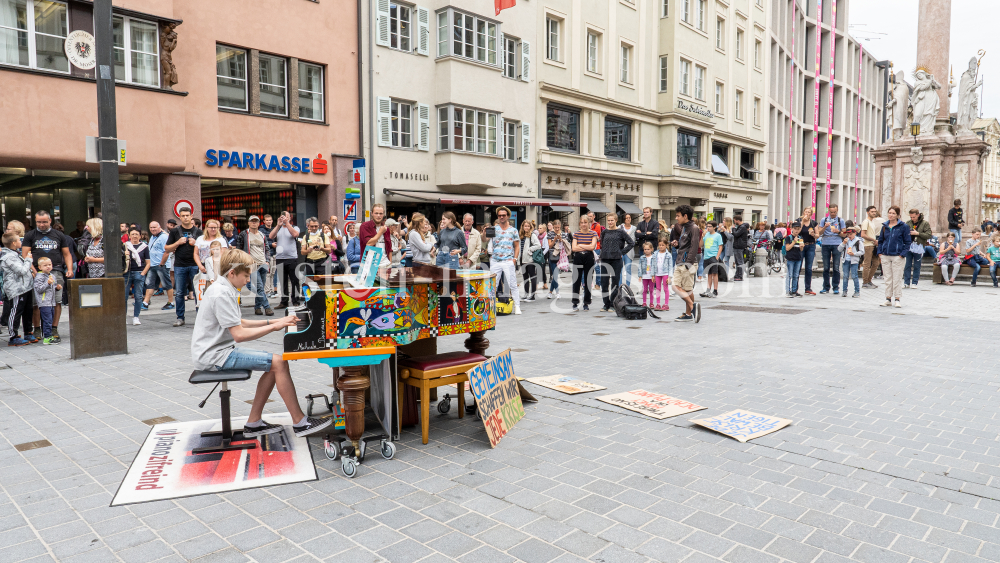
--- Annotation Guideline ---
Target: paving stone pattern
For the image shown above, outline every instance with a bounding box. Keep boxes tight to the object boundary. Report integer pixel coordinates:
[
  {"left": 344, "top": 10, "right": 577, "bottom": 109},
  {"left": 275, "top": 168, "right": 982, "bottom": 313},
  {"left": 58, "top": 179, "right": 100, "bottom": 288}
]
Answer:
[{"left": 1, "top": 278, "right": 1000, "bottom": 562}]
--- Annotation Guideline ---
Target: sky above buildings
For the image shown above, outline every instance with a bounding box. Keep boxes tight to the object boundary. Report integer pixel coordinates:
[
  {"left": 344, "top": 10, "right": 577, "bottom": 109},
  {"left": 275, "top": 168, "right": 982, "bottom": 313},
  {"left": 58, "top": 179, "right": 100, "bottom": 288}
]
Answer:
[{"left": 849, "top": 0, "right": 995, "bottom": 120}]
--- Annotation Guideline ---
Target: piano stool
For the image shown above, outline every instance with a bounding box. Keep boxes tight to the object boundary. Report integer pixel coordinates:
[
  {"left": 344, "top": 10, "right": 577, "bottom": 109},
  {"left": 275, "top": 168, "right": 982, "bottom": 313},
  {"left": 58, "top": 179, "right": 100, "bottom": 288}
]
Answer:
[
  {"left": 188, "top": 369, "right": 255, "bottom": 455},
  {"left": 398, "top": 352, "right": 487, "bottom": 445}
]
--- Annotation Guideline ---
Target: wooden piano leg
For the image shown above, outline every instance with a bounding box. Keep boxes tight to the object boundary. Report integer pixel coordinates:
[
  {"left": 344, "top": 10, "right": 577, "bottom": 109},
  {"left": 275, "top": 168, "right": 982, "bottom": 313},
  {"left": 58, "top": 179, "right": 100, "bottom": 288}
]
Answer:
[
  {"left": 464, "top": 330, "right": 490, "bottom": 356},
  {"left": 337, "top": 366, "right": 369, "bottom": 457}
]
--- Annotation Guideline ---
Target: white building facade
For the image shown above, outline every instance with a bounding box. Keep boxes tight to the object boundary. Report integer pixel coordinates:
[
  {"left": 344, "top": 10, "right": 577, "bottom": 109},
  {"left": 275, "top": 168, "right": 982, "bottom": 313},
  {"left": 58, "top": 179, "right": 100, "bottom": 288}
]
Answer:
[
  {"left": 973, "top": 118, "right": 1000, "bottom": 221},
  {"left": 765, "top": 0, "right": 886, "bottom": 225}
]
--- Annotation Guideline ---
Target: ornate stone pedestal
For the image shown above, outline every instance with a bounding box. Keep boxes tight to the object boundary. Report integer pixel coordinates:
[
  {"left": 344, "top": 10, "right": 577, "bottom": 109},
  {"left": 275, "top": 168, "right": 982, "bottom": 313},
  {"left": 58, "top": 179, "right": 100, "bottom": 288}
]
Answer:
[{"left": 872, "top": 133, "right": 989, "bottom": 235}]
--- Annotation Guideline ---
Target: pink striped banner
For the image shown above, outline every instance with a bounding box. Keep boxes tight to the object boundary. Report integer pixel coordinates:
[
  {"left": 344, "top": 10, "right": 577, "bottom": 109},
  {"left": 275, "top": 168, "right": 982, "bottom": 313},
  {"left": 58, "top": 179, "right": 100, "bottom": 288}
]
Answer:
[
  {"left": 810, "top": 0, "right": 823, "bottom": 208},
  {"left": 786, "top": 1, "right": 796, "bottom": 222},
  {"left": 824, "top": 0, "right": 838, "bottom": 210},
  {"left": 854, "top": 44, "right": 863, "bottom": 220}
]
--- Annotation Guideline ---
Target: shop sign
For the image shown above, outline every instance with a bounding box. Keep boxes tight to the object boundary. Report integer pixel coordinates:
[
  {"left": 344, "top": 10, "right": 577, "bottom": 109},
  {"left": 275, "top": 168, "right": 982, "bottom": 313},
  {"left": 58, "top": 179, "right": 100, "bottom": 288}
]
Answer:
[
  {"left": 65, "top": 30, "right": 96, "bottom": 70},
  {"left": 713, "top": 192, "right": 728, "bottom": 199},
  {"left": 204, "top": 150, "right": 327, "bottom": 174},
  {"left": 677, "top": 100, "right": 715, "bottom": 119},
  {"left": 350, "top": 159, "right": 365, "bottom": 184},
  {"left": 388, "top": 172, "right": 429, "bottom": 181}
]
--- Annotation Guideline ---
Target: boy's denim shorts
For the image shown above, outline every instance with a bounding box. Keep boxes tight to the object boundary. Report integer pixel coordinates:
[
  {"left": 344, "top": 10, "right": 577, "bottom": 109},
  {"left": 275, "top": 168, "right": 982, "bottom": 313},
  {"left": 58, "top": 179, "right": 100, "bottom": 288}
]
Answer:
[{"left": 217, "top": 348, "right": 273, "bottom": 372}]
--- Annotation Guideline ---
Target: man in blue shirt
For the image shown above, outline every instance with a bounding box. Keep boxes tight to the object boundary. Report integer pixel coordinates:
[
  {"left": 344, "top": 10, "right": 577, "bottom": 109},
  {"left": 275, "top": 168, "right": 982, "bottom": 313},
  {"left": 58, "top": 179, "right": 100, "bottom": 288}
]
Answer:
[
  {"left": 142, "top": 221, "right": 175, "bottom": 310},
  {"left": 488, "top": 206, "right": 522, "bottom": 315},
  {"left": 818, "top": 204, "right": 846, "bottom": 294}
]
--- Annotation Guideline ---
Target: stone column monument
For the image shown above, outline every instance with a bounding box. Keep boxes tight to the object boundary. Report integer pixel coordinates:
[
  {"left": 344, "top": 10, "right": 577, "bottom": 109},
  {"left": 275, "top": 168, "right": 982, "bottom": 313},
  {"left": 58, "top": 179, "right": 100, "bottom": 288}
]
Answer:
[{"left": 871, "top": 0, "right": 989, "bottom": 236}]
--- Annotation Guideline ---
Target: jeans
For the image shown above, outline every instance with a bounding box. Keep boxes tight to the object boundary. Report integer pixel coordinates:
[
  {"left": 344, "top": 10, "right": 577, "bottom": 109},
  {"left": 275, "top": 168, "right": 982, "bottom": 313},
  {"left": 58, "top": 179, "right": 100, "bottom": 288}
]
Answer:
[
  {"left": 571, "top": 252, "right": 595, "bottom": 307},
  {"left": 950, "top": 228, "right": 962, "bottom": 243},
  {"left": 622, "top": 254, "right": 632, "bottom": 287},
  {"left": 145, "top": 265, "right": 172, "bottom": 290},
  {"left": 786, "top": 260, "right": 802, "bottom": 294},
  {"left": 841, "top": 261, "right": 860, "bottom": 294},
  {"left": 599, "top": 258, "right": 624, "bottom": 309},
  {"left": 522, "top": 262, "right": 540, "bottom": 298},
  {"left": 125, "top": 271, "right": 145, "bottom": 317},
  {"left": 991, "top": 263, "right": 1000, "bottom": 286},
  {"left": 733, "top": 248, "right": 746, "bottom": 279},
  {"left": 251, "top": 264, "right": 269, "bottom": 308},
  {"left": 904, "top": 252, "right": 923, "bottom": 285},
  {"left": 39, "top": 306, "right": 53, "bottom": 338},
  {"left": 217, "top": 347, "right": 274, "bottom": 372},
  {"left": 276, "top": 258, "right": 300, "bottom": 304},
  {"left": 489, "top": 260, "right": 520, "bottom": 306},
  {"left": 548, "top": 261, "right": 561, "bottom": 292},
  {"left": 966, "top": 255, "right": 990, "bottom": 284},
  {"left": 697, "top": 253, "right": 705, "bottom": 278},
  {"left": 924, "top": 245, "right": 937, "bottom": 260},
  {"left": 593, "top": 249, "right": 602, "bottom": 287},
  {"left": 174, "top": 266, "right": 199, "bottom": 319},
  {"left": 436, "top": 253, "right": 460, "bottom": 270},
  {"left": 821, "top": 245, "right": 841, "bottom": 291},
  {"left": 803, "top": 244, "right": 816, "bottom": 291}
]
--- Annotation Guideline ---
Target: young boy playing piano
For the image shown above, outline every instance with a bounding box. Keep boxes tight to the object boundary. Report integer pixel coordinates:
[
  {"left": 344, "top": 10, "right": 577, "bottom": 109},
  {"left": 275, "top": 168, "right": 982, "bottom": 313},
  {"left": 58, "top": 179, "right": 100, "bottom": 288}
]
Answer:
[{"left": 191, "top": 248, "right": 331, "bottom": 437}]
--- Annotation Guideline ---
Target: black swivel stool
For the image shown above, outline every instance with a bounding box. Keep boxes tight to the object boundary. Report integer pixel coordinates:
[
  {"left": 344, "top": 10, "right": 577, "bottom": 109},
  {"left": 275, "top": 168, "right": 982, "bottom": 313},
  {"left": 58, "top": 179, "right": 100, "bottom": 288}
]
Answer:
[{"left": 189, "top": 369, "right": 255, "bottom": 455}]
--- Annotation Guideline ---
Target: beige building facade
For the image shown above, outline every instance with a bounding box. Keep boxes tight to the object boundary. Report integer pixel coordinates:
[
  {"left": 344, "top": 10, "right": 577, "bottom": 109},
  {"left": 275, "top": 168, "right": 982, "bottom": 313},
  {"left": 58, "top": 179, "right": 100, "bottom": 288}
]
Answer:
[
  {"left": 973, "top": 118, "right": 1000, "bottom": 221},
  {"left": 534, "top": 0, "right": 769, "bottom": 227}
]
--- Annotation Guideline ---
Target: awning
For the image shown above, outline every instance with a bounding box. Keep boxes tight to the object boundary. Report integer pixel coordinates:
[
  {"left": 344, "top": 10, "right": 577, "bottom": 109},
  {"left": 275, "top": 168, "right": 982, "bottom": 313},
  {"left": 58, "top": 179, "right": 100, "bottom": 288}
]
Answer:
[
  {"left": 712, "top": 154, "right": 731, "bottom": 175},
  {"left": 616, "top": 200, "right": 642, "bottom": 215},
  {"left": 384, "top": 188, "right": 585, "bottom": 207},
  {"left": 580, "top": 199, "right": 611, "bottom": 213}
]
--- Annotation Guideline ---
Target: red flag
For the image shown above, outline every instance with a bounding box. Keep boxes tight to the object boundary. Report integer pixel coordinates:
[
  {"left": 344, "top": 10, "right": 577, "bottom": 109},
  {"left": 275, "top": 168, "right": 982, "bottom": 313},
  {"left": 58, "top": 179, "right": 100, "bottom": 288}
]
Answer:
[{"left": 495, "top": 0, "right": 515, "bottom": 16}]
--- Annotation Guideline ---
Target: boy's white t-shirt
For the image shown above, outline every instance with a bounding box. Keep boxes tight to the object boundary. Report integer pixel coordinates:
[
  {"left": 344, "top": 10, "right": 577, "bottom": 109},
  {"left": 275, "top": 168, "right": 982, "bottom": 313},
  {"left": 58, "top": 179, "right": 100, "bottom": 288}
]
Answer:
[{"left": 191, "top": 276, "right": 243, "bottom": 370}]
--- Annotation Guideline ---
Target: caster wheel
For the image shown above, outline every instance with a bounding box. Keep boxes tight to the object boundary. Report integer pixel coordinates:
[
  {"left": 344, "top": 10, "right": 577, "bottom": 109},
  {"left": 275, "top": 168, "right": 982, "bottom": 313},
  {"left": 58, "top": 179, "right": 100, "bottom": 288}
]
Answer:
[
  {"left": 341, "top": 458, "right": 358, "bottom": 478},
  {"left": 381, "top": 441, "right": 396, "bottom": 460},
  {"left": 306, "top": 398, "right": 314, "bottom": 417},
  {"left": 437, "top": 394, "right": 452, "bottom": 414},
  {"left": 324, "top": 442, "right": 340, "bottom": 461}
]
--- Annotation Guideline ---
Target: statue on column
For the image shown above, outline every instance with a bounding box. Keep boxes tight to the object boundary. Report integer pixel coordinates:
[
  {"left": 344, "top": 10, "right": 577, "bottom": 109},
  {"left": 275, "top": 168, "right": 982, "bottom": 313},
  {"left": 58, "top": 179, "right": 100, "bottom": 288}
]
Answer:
[
  {"left": 910, "top": 68, "right": 942, "bottom": 136},
  {"left": 160, "top": 23, "right": 179, "bottom": 90},
  {"left": 956, "top": 56, "right": 982, "bottom": 133},
  {"left": 889, "top": 71, "right": 911, "bottom": 141}
]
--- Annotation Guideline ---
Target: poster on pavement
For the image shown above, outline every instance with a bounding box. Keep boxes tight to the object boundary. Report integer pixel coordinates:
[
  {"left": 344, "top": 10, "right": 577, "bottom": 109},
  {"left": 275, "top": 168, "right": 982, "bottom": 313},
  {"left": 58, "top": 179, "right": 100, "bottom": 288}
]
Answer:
[
  {"left": 690, "top": 410, "right": 793, "bottom": 443},
  {"left": 595, "top": 390, "right": 706, "bottom": 419},
  {"left": 526, "top": 375, "right": 606, "bottom": 395},
  {"left": 467, "top": 348, "right": 524, "bottom": 447}
]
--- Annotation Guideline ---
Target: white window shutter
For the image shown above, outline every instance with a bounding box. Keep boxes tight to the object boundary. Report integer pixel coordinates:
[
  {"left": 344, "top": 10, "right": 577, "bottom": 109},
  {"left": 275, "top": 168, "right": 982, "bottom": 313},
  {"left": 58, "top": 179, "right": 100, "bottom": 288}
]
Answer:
[
  {"left": 520, "top": 123, "right": 530, "bottom": 163},
  {"left": 500, "top": 118, "right": 506, "bottom": 158},
  {"left": 375, "top": 0, "right": 390, "bottom": 47},
  {"left": 416, "top": 7, "right": 430, "bottom": 56},
  {"left": 520, "top": 40, "right": 530, "bottom": 82},
  {"left": 377, "top": 97, "right": 392, "bottom": 147},
  {"left": 417, "top": 103, "right": 430, "bottom": 151}
]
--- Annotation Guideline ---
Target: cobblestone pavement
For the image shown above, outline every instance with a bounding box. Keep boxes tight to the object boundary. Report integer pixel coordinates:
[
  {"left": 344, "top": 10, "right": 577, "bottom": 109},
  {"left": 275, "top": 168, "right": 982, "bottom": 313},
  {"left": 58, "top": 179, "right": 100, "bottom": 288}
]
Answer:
[{"left": 2, "top": 275, "right": 1000, "bottom": 563}]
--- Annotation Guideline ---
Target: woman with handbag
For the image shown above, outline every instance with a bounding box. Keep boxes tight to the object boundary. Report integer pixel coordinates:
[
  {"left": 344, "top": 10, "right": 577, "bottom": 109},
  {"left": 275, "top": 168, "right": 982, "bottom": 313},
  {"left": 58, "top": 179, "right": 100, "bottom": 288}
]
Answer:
[
  {"left": 518, "top": 221, "right": 542, "bottom": 302},
  {"left": 547, "top": 219, "right": 570, "bottom": 299}
]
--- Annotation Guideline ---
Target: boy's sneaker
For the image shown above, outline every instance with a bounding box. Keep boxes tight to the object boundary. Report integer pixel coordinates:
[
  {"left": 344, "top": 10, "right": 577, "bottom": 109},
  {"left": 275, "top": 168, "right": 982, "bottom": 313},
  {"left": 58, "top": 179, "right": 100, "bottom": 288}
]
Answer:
[
  {"left": 582, "top": 304, "right": 590, "bottom": 311},
  {"left": 833, "top": 289, "right": 840, "bottom": 294},
  {"left": 8, "top": 337, "right": 29, "bottom": 347},
  {"left": 153, "top": 289, "right": 164, "bottom": 296},
  {"left": 42, "top": 337, "right": 55, "bottom": 345},
  {"left": 242, "top": 420, "right": 284, "bottom": 438},
  {"left": 161, "top": 303, "right": 175, "bottom": 310},
  {"left": 293, "top": 417, "right": 333, "bottom": 437},
  {"left": 133, "top": 317, "right": 141, "bottom": 325},
  {"left": 675, "top": 314, "right": 693, "bottom": 322},
  {"left": 141, "top": 302, "right": 149, "bottom": 311},
  {"left": 25, "top": 334, "right": 39, "bottom": 344}
]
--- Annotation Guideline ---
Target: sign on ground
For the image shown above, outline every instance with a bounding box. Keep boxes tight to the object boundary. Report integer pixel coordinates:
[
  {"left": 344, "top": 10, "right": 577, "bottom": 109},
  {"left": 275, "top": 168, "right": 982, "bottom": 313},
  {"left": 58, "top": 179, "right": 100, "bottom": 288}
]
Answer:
[
  {"left": 595, "top": 390, "right": 705, "bottom": 419},
  {"left": 690, "top": 410, "right": 792, "bottom": 442},
  {"left": 467, "top": 348, "right": 524, "bottom": 447},
  {"left": 526, "top": 375, "right": 606, "bottom": 395}
]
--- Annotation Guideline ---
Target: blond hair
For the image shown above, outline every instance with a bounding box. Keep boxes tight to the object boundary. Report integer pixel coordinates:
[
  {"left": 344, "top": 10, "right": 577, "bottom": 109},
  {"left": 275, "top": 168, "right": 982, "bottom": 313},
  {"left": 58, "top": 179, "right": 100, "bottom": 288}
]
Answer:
[
  {"left": 86, "top": 218, "right": 103, "bottom": 238},
  {"left": 6, "top": 220, "right": 24, "bottom": 237},
  {"left": 219, "top": 248, "right": 255, "bottom": 276},
  {"left": 37, "top": 257, "right": 52, "bottom": 266}
]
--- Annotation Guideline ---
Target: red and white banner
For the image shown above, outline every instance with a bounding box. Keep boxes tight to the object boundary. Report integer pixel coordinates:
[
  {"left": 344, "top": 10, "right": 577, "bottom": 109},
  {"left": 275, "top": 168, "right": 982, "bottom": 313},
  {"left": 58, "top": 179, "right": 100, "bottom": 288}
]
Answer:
[
  {"left": 824, "top": 0, "right": 838, "bottom": 210},
  {"left": 786, "top": 0, "right": 797, "bottom": 222},
  {"left": 810, "top": 0, "right": 823, "bottom": 208}
]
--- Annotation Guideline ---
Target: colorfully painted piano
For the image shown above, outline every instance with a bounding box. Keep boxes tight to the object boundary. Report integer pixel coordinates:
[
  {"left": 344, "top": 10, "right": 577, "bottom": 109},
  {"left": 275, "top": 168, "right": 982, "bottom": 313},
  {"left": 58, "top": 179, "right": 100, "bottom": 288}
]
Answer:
[{"left": 282, "top": 263, "right": 497, "bottom": 476}]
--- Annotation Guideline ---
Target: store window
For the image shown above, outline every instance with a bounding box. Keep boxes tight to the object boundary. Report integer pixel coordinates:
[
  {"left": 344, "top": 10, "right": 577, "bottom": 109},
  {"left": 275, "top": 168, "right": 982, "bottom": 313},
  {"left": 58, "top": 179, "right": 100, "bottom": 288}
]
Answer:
[
  {"left": 112, "top": 16, "right": 159, "bottom": 86},
  {"left": 259, "top": 54, "right": 287, "bottom": 116},
  {"left": 298, "top": 62, "right": 324, "bottom": 122},
  {"left": 216, "top": 45, "right": 247, "bottom": 111},
  {"left": 0, "top": 0, "right": 68, "bottom": 72},
  {"left": 448, "top": 9, "right": 498, "bottom": 65},
  {"left": 437, "top": 104, "right": 500, "bottom": 156},
  {"left": 546, "top": 104, "right": 579, "bottom": 153},
  {"left": 390, "top": 2, "right": 411, "bottom": 51},
  {"left": 604, "top": 117, "right": 631, "bottom": 161},
  {"left": 677, "top": 130, "right": 700, "bottom": 169}
]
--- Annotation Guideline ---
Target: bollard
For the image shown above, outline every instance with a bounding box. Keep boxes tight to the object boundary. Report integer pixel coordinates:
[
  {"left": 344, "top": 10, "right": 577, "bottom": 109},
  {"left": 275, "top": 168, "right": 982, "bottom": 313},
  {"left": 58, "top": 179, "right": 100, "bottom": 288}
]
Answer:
[{"left": 753, "top": 248, "right": 768, "bottom": 277}]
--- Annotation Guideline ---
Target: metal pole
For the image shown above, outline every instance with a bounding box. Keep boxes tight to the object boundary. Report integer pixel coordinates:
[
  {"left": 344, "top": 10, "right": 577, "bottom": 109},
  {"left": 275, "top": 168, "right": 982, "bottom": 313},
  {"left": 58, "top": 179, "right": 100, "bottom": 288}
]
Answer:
[
  {"left": 367, "top": 0, "right": 376, "bottom": 216},
  {"left": 94, "top": 0, "right": 122, "bottom": 277}
]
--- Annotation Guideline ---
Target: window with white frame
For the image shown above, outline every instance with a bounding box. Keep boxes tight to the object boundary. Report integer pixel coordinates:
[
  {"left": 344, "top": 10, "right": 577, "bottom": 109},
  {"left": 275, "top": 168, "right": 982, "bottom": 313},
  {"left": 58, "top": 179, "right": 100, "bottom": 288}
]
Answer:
[
  {"left": 112, "top": 15, "right": 160, "bottom": 86},
  {"left": 503, "top": 35, "right": 518, "bottom": 78},
  {"left": 216, "top": 45, "right": 247, "bottom": 111},
  {"left": 753, "top": 96, "right": 760, "bottom": 125},
  {"left": 754, "top": 39, "right": 761, "bottom": 69},
  {"left": 694, "top": 65, "right": 705, "bottom": 100},
  {"left": 449, "top": 9, "right": 498, "bottom": 65},
  {"left": 681, "top": 0, "right": 690, "bottom": 23},
  {"left": 586, "top": 31, "right": 599, "bottom": 73},
  {"left": 716, "top": 19, "right": 724, "bottom": 50},
  {"left": 736, "top": 29, "right": 744, "bottom": 60},
  {"left": 391, "top": 99, "right": 413, "bottom": 148},
  {"left": 697, "top": 0, "right": 706, "bottom": 31},
  {"left": 546, "top": 16, "right": 560, "bottom": 61},
  {"left": 680, "top": 59, "right": 690, "bottom": 96},
  {"left": 735, "top": 89, "right": 743, "bottom": 120},
  {"left": 389, "top": 2, "right": 411, "bottom": 51},
  {"left": 715, "top": 82, "right": 723, "bottom": 114},
  {"left": 438, "top": 105, "right": 499, "bottom": 155},
  {"left": 620, "top": 43, "right": 631, "bottom": 84},
  {"left": 0, "top": 0, "right": 69, "bottom": 72},
  {"left": 659, "top": 56, "right": 668, "bottom": 92},
  {"left": 298, "top": 62, "right": 324, "bottom": 121},
  {"left": 436, "top": 12, "right": 447, "bottom": 56},
  {"left": 258, "top": 54, "right": 287, "bottom": 116},
  {"left": 661, "top": 0, "right": 668, "bottom": 17},
  {"left": 504, "top": 120, "right": 518, "bottom": 160}
]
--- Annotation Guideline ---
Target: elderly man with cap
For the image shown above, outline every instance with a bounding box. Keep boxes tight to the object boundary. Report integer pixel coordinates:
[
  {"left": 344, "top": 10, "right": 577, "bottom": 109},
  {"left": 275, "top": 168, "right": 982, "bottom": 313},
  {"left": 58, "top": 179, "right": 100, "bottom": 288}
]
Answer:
[{"left": 234, "top": 215, "right": 273, "bottom": 315}]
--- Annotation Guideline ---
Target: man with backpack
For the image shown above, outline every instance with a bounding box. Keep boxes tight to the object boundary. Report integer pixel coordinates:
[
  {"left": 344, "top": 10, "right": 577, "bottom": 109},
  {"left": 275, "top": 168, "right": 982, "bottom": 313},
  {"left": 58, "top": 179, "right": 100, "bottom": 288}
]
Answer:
[
  {"left": 818, "top": 204, "right": 846, "bottom": 294},
  {"left": 731, "top": 216, "right": 749, "bottom": 281}
]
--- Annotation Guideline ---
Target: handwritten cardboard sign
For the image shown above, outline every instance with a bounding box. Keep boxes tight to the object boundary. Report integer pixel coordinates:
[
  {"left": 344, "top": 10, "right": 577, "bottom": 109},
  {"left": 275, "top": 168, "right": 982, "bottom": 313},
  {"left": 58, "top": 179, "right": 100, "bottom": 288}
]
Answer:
[
  {"left": 526, "top": 375, "right": 607, "bottom": 395},
  {"left": 467, "top": 349, "right": 525, "bottom": 447},
  {"left": 595, "top": 390, "right": 706, "bottom": 419},
  {"left": 690, "top": 410, "right": 792, "bottom": 442}
]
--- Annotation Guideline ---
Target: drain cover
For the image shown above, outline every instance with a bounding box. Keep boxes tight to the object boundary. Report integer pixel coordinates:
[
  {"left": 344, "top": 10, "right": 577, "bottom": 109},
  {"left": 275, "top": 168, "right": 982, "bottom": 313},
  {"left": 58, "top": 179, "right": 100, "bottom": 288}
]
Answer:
[{"left": 711, "top": 305, "right": 807, "bottom": 315}]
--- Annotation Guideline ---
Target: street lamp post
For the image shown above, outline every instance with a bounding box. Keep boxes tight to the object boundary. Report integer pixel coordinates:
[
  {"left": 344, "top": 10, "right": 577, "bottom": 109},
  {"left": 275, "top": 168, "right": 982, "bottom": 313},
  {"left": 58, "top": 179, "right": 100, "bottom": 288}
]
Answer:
[{"left": 93, "top": 0, "right": 122, "bottom": 277}]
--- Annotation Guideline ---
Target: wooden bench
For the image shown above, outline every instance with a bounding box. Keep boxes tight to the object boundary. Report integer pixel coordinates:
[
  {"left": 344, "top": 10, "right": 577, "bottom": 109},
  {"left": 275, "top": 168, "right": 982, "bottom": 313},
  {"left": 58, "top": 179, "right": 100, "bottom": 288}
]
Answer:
[
  {"left": 932, "top": 264, "right": 975, "bottom": 284},
  {"left": 398, "top": 352, "right": 486, "bottom": 445}
]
